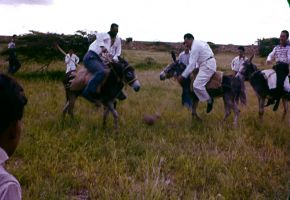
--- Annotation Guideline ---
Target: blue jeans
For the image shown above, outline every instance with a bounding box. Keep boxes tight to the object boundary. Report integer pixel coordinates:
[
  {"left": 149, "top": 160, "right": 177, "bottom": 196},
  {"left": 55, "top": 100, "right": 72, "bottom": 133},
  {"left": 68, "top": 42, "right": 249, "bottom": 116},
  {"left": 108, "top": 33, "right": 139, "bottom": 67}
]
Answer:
[
  {"left": 182, "top": 77, "right": 192, "bottom": 108},
  {"left": 82, "top": 51, "right": 106, "bottom": 101}
]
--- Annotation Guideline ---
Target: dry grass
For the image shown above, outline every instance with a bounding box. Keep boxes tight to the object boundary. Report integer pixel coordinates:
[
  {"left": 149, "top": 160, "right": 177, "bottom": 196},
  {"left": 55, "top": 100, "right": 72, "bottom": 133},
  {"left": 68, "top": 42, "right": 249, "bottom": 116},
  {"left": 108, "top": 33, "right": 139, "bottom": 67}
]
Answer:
[{"left": 0, "top": 50, "right": 289, "bottom": 199}]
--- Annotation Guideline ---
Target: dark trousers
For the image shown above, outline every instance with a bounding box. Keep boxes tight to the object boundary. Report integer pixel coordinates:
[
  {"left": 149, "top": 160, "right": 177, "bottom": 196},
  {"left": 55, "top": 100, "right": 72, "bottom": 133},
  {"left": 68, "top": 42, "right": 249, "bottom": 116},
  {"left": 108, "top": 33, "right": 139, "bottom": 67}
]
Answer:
[
  {"left": 182, "top": 77, "right": 193, "bottom": 108},
  {"left": 82, "top": 51, "right": 106, "bottom": 98}
]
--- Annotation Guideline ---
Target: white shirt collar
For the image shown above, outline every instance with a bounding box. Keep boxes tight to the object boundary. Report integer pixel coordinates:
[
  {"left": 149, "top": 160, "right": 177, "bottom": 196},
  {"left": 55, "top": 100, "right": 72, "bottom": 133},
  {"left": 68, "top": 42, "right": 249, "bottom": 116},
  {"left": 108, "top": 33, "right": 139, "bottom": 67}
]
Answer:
[{"left": 0, "top": 147, "right": 9, "bottom": 165}]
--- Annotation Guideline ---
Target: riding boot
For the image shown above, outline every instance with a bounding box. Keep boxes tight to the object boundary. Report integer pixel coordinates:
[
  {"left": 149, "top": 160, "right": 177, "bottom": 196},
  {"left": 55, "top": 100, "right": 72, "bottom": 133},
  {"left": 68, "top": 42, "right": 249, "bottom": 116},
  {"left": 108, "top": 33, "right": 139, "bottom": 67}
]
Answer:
[{"left": 206, "top": 97, "right": 214, "bottom": 113}]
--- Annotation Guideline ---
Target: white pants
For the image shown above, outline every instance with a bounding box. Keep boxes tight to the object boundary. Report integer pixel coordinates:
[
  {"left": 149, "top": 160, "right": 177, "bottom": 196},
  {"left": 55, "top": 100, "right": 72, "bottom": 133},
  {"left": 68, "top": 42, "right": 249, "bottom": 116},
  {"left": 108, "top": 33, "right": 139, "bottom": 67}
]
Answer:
[
  {"left": 284, "top": 76, "right": 290, "bottom": 92},
  {"left": 193, "top": 59, "right": 216, "bottom": 102}
]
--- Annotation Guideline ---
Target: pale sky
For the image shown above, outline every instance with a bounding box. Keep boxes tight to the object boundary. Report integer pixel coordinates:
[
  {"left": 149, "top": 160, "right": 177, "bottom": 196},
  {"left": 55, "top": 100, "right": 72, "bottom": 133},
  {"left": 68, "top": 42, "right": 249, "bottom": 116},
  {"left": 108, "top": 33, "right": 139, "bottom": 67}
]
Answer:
[{"left": 0, "top": 0, "right": 289, "bottom": 45}]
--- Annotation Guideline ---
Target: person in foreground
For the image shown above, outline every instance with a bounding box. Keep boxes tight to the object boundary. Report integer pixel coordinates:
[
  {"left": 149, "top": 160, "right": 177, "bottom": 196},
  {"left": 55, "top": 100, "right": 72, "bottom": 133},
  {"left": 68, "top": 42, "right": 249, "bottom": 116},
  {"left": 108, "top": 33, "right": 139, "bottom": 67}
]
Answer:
[
  {"left": 0, "top": 73, "right": 27, "bottom": 200},
  {"left": 177, "top": 33, "right": 217, "bottom": 113}
]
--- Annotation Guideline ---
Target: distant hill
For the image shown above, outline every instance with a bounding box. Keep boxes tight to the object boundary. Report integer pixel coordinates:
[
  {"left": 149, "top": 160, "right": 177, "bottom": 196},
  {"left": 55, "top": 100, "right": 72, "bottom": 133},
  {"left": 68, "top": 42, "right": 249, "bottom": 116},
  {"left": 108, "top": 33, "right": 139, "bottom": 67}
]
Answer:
[{"left": 0, "top": 35, "right": 258, "bottom": 55}]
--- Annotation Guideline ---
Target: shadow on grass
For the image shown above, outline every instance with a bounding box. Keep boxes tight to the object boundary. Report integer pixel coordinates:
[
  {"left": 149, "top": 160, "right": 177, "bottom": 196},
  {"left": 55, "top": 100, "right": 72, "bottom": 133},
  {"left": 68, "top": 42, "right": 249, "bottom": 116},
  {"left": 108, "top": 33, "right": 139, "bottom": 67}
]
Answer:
[{"left": 15, "top": 70, "right": 65, "bottom": 81}]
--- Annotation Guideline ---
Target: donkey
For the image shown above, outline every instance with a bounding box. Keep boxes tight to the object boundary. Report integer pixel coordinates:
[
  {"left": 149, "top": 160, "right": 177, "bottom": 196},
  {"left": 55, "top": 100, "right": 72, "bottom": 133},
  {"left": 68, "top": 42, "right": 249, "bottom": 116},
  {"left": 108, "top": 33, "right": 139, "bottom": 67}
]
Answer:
[
  {"left": 160, "top": 53, "right": 248, "bottom": 126},
  {"left": 63, "top": 57, "right": 141, "bottom": 130},
  {"left": 236, "top": 58, "right": 289, "bottom": 120}
]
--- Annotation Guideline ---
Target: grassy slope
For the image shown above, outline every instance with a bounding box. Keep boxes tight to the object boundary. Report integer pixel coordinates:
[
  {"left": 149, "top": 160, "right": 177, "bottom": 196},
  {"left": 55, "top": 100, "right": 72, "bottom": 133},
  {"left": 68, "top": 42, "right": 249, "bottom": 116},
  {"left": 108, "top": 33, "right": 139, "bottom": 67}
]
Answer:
[{"left": 0, "top": 50, "right": 289, "bottom": 199}]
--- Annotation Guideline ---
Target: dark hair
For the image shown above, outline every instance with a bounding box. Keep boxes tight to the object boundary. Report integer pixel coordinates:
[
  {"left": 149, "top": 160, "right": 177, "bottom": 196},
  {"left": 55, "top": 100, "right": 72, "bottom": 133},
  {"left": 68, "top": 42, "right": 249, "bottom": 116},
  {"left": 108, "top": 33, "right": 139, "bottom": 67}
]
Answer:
[
  {"left": 0, "top": 74, "right": 27, "bottom": 133},
  {"left": 184, "top": 33, "right": 194, "bottom": 40},
  {"left": 238, "top": 46, "right": 245, "bottom": 52},
  {"left": 12, "top": 34, "right": 16, "bottom": 38},
  {"left": 111, "top": 23, "right": 119, "bottom": 29},
  {"left": 281, "top": 30, "right": 289, "bottom": 39}
]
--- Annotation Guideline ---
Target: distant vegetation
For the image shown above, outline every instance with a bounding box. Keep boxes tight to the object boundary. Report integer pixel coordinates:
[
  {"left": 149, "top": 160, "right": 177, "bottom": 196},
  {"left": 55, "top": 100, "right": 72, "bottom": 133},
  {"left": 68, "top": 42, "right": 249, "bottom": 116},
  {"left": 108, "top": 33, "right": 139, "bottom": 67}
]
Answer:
[{"left": 257, "top": 37, "right": 279, "bottom": 57}]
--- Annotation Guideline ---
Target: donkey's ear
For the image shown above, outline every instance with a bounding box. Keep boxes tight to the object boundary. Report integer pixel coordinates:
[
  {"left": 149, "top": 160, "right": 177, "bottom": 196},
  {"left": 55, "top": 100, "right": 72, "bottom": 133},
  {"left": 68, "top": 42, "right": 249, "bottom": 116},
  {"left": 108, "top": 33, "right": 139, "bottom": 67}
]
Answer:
[
  {"left": 171, "top": 51, "right": 176, "bottom": 62},
  {"left": 249, "top": 54, "right": 255, "bottom": 63}
]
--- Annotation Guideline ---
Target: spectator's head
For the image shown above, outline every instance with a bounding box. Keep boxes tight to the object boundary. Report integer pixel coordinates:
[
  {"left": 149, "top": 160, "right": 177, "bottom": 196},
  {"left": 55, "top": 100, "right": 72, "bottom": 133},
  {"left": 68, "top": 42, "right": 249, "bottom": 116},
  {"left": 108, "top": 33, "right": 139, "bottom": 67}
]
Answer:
[
  {"left": 238, "top": 46, "right": 245, "bottom": 57},
  {"left": 11, "top": 34, "right": 16, "bottom": 42},
  {"left": 183, "top": 33, "right": 194, "bottom": 49},
  {"left": 183, "top": 42, "right": 190, "bottom": 54},
  {"left": 280, "top": 30, "right": 289, "bottom": 46},
  {"left": 68, "top": 49, "right": 74, "bottom": 55},
  {"left": 109, "top": 23, "right": 119, "bottom": 38},
  {"left": 0, "top": 74, "right": 27, "bottom": 156}
]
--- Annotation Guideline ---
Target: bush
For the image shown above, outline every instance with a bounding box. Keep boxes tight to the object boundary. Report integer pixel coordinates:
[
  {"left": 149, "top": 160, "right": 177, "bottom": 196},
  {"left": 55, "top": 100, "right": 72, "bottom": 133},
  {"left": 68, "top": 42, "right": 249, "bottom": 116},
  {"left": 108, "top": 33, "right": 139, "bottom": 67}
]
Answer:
[{"left": 257, "top": 38, "right": 279, "bottom": 57}]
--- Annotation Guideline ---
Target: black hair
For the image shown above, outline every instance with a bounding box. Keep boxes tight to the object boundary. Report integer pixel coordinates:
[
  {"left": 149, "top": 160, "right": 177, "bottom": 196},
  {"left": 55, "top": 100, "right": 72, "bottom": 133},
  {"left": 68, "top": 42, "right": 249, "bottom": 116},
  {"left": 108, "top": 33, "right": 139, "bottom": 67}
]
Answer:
[
  {"left": 111, "top": 23, "right": 119, "bottom": 29},
  {"left": 238, "top": 46, "right": 245, "bottom": 52},
  {"left": 0, "top": 74, "right": 27, "bottom": 133},
  {"left": 281, "top": 30, "right": 289, "bottom": 39},
  {"left": 184, "top": 33, "right": 194, "bottom": 40}
]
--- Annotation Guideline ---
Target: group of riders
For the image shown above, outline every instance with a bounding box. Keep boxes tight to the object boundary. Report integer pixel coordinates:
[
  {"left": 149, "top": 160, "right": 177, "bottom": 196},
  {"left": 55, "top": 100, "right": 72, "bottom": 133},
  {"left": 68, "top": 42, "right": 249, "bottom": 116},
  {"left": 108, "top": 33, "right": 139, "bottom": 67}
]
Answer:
[
  {"left": 40, "top": 25, "right": 290, "bottom": 112},
  {"left": 172, "top": 30, "right": 290, "bottom": 113}
]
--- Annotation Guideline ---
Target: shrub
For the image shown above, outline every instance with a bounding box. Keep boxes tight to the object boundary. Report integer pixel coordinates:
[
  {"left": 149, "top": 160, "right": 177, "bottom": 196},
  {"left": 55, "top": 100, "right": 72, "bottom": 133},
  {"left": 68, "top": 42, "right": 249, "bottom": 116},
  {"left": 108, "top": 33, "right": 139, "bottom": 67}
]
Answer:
[{"left": 257, "top": 38, "right": 279, "bottom": 57}]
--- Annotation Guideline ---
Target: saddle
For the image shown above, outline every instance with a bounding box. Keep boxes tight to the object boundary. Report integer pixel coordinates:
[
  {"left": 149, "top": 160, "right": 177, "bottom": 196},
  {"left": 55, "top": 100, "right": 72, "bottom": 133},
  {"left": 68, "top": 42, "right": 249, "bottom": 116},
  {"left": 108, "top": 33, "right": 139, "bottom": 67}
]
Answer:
[
  {"left": 70, "top": 66, "right": 110, "bottom": 92},
  {"left": 190, "top": 69, "right": 223, "bottom": 91}
]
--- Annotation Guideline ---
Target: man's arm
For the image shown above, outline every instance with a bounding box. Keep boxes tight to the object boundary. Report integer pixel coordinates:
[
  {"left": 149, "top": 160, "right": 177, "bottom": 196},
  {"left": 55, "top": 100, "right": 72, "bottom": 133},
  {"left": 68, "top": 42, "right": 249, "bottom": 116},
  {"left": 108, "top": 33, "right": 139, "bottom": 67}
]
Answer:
[
  {"left": 181, "top": 50, "right": 198, "bottom": 78},
  {"left": 266, "top": 47, "right": 275, "bottom": 65},
  {"left": 74, "top": 55, "right": 80, "bottom": 64},
  {"left": 65, "top": 54, "right": 70, "bottom": 64},
  {"left": 113, "top": 39, "right": 122, "bottom": 61}
]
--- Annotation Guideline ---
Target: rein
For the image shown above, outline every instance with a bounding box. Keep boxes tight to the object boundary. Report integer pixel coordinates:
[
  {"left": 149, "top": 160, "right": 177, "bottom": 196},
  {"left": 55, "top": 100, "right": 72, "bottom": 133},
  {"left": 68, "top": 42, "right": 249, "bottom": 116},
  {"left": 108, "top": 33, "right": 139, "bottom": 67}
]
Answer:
[{"left": 108, "top": 63, "right": 136, "bottom": 85}]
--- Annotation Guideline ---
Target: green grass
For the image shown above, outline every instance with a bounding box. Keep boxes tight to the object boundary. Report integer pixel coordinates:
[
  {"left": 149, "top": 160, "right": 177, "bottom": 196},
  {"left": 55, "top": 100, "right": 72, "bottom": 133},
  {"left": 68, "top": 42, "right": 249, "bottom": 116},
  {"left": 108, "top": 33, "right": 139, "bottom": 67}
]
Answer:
[{"left": 1, "top": 51, "right": 289, "bottom": 199}]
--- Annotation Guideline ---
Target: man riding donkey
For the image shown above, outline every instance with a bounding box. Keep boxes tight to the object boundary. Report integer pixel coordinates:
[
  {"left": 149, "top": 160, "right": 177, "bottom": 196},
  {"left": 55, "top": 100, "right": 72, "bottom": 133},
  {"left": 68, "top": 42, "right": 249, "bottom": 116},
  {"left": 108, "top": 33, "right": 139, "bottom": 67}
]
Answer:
[
  {"left": 264, "top": 30, "right": 290, "bottom": 110},
  {"left": 177, "top": 33, "right": 216, "bottom": 113},
  {"left": 82, "top": 23, "right": 126, "bottom": 104}
]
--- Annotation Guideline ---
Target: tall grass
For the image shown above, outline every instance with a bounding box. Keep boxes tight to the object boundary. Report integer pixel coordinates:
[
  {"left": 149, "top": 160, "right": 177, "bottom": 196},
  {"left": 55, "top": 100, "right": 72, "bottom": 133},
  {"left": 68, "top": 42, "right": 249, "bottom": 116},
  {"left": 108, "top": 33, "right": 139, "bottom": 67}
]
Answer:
[{"left": 1, "top": 51, "right": 289, "bottom": 199}]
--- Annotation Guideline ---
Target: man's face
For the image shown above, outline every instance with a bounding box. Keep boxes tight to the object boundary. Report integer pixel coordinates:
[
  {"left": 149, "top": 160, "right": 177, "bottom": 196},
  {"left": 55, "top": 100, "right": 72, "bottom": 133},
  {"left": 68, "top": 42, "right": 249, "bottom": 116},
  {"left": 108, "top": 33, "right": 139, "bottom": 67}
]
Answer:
[
  {"left": 110, "top": 26, "right": 118, "bottom": 38},
  {"left": 238, "top": 50, "right": 245, "bottom": 57},
  {"left": 184, "top": 38, "right": 192, "bottom": 49},
  {"left": 7, "top": 120, "right": 22, "bottom": 157},
  {"left": 184, "top": 45, "right": 190, "bottom": 54},
  {"left": 280, "top": 32, "right": 288, "bottom": 46}
]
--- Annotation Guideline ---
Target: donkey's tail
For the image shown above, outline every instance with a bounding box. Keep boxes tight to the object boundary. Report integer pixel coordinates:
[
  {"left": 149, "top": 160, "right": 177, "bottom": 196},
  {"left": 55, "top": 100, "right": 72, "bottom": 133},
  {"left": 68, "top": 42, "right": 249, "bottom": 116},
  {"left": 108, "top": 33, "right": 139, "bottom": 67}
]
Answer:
[{"left": 232, "top": 76, "right": 247, "bottom": 106}]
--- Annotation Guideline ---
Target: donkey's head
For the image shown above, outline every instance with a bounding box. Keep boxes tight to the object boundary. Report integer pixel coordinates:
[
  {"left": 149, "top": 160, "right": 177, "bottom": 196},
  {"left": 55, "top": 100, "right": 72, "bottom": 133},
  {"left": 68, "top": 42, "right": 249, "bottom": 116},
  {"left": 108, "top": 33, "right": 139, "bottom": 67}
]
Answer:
[
  {"left": 160, "top": 51, "right": 186, "bottom": 80},
  {"left": 112, "top": 59, "right": 140, "bottom": 92},
  {"left": 236, "top": 55, "right": 258, "bottom": 80}
]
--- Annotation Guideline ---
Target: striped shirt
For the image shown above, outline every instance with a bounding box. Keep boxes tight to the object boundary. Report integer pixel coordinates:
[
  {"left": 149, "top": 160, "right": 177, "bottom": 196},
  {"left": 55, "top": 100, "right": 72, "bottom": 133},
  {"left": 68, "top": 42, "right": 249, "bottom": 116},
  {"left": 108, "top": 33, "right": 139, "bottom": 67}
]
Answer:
[
  {"left": 267, "top": 44, "right": 290, "bottom": 64},
  {"left": 0, "top": 148, "right": 21, "bottom": 200}
]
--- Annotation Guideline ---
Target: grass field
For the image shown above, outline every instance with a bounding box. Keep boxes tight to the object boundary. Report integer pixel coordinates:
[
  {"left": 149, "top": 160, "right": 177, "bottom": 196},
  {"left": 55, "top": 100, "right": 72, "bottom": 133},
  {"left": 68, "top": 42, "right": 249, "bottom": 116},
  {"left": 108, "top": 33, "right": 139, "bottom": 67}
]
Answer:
[{"left": 0, "top": 50, "right": 289, "bottom": 199}]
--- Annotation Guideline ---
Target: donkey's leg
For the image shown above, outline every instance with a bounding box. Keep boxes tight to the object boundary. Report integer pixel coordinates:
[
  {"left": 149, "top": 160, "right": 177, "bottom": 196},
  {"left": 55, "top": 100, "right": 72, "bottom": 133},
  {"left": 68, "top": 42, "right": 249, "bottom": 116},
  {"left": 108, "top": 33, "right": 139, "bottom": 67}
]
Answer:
[
  {"left": 258, "top": 96, "right": 265, "bottom": 120},
  {"left": 222, "top": 93, "right": 232, "bottom": 122},
  {"left": 102, "top": 106, "right": 110, "bottom": 128},
  {"left": 62, "top": 101, "right": 69, "bottom": 117},
  {"left": 232, "top": 100, "right": 240, "bottom": 127},
  {"left": 191, "top": 101, "right": 201, "bottom": 121},
  {"left": 107, "top": 102, "right": 119, "bottom": 130},
  {"left": 281, "top": 98, "right": 288, "bottom": 121}
]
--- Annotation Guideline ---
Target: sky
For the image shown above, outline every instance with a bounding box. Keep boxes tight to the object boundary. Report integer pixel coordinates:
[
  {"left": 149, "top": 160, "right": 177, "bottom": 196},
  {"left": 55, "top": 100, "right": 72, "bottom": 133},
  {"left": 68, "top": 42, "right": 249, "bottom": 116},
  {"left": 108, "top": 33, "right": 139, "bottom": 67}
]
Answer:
[{"left": 0, "top": 0, "right": 289, "bottom": 45}]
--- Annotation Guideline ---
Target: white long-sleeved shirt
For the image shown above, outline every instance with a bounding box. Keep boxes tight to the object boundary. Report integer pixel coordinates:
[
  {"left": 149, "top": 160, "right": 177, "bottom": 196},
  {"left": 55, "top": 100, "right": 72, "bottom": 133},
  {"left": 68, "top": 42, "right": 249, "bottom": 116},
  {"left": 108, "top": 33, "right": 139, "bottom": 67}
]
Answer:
[
  {"left": 178, "top": 51, "right": 190, "bottom": 65},
  {"left": 65, "top": 54, "right": 79, "bottom": 73},
  {"left": 8, "top": 42, "right": 15, "bottom": 49},
  {"left": 109, "top": 37, "right": 122, "bottom": 61},
  {"left": 89, "top": 32, "right": 111, "bottom": 55},
  {"left": 231, "top": 56, "right": 248, "bottom": 72},
  {"left": 266, "top": 44, "right": 290, "bottom": 64},
  {"left": 88, "top": 32, "right": 122, "bottom": 61},
  {"left": 182, "top": 40, "right": 215, "bottom": 78},
  {"left": 0, "top": 147, "right": 21, "bottom": 200}
]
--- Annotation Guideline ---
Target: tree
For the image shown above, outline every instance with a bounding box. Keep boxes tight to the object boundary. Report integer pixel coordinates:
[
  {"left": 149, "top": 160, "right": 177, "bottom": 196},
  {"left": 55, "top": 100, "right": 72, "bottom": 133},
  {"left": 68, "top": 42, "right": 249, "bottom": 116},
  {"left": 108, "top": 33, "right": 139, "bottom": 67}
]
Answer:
[
  {"left": 1, "top": 30, "right": 90, "bottom": 71},
  {"left": 257, "top": 37, "right": 279, "bottom": 57}
]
